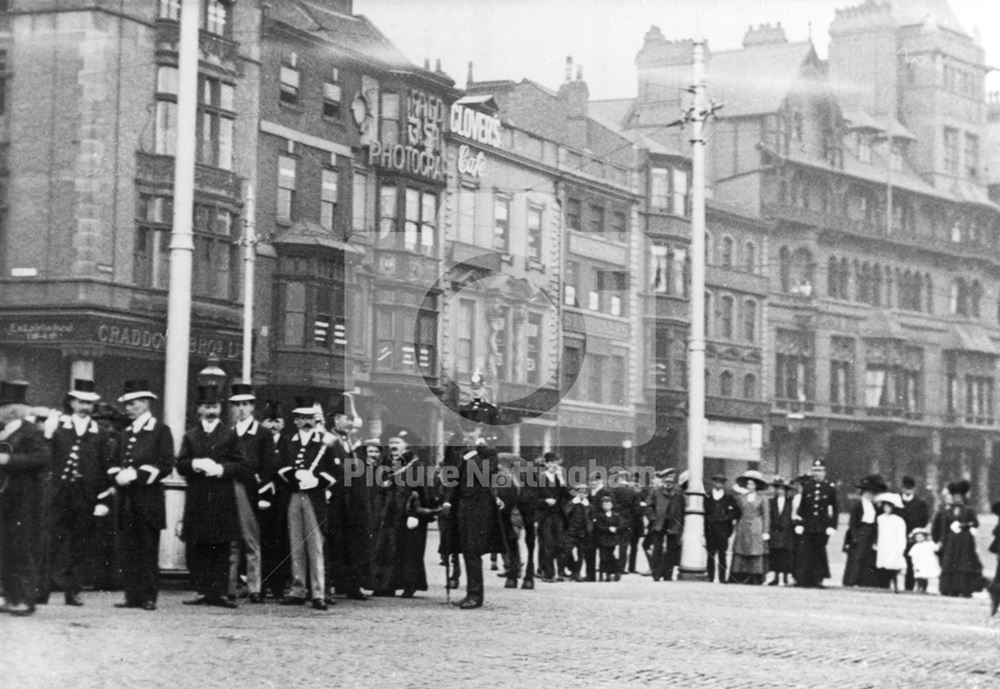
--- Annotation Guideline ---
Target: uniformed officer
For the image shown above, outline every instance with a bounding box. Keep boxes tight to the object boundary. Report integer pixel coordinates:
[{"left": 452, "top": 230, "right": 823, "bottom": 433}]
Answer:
[
  {"left": 43, "top": 379, "right": 114, "bottom": 606},
  {"left": 228, "top": 383, "right": 270, "bottom": 603},
  {"left": 793, "top": 458, "right": 839, "bottom": 588},
  {"left": 0, "top": 381, "right": 51, "bottom": 616},
  {"left": 277, "top": 397, "right": 337, "bottom": 610},
  {"left": 109, "top": 380, "right": 175, "bottom": 611},
  {"left": 257, "top": 401, "right": 289, "bottom": 599}
]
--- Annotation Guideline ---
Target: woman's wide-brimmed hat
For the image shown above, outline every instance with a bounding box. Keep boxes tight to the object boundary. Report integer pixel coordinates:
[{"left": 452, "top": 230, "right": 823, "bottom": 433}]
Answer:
[
  {"left": 856, "top": 474, "right": 889, "bottom": 494},
  {"left": 736, "top": 470, "right": 769, "bottom": 491},
  {"left": 875, "top": 492, "right": 903, "bottom": 510}
]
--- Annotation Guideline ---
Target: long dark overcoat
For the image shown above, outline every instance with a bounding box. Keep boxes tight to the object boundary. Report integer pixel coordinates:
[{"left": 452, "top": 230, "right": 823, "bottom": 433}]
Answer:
[
  {"left": 176, "top": 423, "right": 247, "bottom": 543},
  {"left": 446, "top": 445, "right": 504, "bottom": 557}
]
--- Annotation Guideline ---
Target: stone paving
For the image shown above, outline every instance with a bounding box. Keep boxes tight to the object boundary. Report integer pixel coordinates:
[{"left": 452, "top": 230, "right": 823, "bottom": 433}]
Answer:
[{"left": 3, "top": 525, "right": 999, "bottom": 689}]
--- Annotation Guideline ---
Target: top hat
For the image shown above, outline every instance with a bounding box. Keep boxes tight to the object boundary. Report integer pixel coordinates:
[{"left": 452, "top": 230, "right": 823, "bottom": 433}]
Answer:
[
  {"left": 228, "top": 383, "right": 256, "bottom": 403},
  {"left": 948, "top": 479, "right": 971, "bottom": 497},
  {"left": 195, "top": 385, "right": 223, "bottom": 406},
  {"left": 0, "top": 380, "right": 29, "bottom": 407},
  {"left": 67, "top": 379, "right": 101, "bottom": 403},
  {"left": 117, "top": 380, "right": 157, "bottom": 404},
  {"left": 710, "top": 473, "right": 728, "bottom": 483},
  {"left": 736, "top": 470, "right": 769, "bottom": 491},
  {"left": 875, "top": 492, "right": 903, "bottom": 510},
  {"left": 262, "top": 400, "right": 283, "bottom": 421},
  {"left": 810, "top": 459, "right": 827, "bottom": 471},
  {"left": 292, "top": 396, "right": 318, "bottom": 416},
  {"left": 900, "top": 475, "right": 917, "bottom": 490}
]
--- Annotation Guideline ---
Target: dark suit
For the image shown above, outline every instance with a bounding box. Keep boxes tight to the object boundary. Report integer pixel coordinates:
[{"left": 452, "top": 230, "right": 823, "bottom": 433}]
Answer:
[
  {"left": 231, "top": 419, "right": 271, "bottom": 597},
  {"left": 176, "top": 422, "right": 247, "bottom": 598},
  {"left": 794, "top": 478, "right": 838, "bottom": 588},
  {"left": 703, "top": 489, "right": 740, "bottom": 582},
  {"left": 44, "top": 416, "right": 113, "bottom": 601},
  {"left": 326, "top": 432, "right": 374, "bottom": 595},
  {"left": 563, "top": 498, "right": 595, "bottom": 580},
  {"left": 646, "top": 486, "right": 684, "bottom": 580},
  {"left": 110, "top": 414, "right": 174, "bottom": 606},
  {"left": 768, "top": 493, "right": 796, "bottom": 576},
  {"left": 900, "top": 494, "right": 930, "bottom": 591},
  {"left": 257, "top": 430, "right": 289, "bottom": 597},
  {"left": 445, "top": 445, "right": 504, "bottom": 603},
  {"left": 0, "top": 419, "right": 51, "bottom": 608},
  {"left": 610, "top": 484, "right": 639, "bottom": 573},
  {"left": 536, "top": 470, "right": 570, "bottom": 580}
]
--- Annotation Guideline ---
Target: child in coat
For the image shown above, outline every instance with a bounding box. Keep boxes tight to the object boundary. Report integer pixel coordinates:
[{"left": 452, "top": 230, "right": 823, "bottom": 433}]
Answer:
[
  {"left": 875, "top": 493, "right": 907, "bottom": 593},
  {"left": 594, "top": 496, "right": 624, "bottom": 582},
  {"left": 907, "top": 527, "right": 940, "bottom": 594}
]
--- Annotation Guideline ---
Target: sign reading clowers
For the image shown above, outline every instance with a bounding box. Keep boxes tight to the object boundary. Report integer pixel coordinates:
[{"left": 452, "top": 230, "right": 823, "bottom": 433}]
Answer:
[{"left": 450, "top": 97, "right": 503, "bottom": 179}]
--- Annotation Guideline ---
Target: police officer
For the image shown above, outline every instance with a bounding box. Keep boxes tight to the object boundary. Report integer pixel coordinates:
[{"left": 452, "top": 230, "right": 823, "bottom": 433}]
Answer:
[
  {"left": 793, "top": 458, "right": 839, "bottom": 588},
  {"left": 43, "top": 380, "right": 114, "bottom": 606}
]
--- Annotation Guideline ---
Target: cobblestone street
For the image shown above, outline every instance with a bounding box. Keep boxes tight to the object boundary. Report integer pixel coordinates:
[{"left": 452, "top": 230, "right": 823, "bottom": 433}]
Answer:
[{"left": 4, "top": 524, "right": 999, "bottom": 689}]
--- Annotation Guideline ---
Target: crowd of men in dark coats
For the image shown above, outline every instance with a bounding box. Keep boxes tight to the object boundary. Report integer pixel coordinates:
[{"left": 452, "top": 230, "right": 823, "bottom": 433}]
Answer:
[{"left": 2, "top": 376, "right": 999, "bottom": 617}]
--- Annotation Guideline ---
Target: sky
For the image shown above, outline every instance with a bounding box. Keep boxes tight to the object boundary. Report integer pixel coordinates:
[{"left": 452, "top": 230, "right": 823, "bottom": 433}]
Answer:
[{"left": 354, "top": 0, "right": 1000, "bottom": 100}]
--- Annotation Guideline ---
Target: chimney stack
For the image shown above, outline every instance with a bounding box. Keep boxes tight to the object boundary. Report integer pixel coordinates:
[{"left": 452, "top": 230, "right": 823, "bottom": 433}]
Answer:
[
  {"left": 565, "top": 56, "right": 573, "bottom": 83},
  {"left": 467, "top": 61, "right": 474, "bottom": 87}
]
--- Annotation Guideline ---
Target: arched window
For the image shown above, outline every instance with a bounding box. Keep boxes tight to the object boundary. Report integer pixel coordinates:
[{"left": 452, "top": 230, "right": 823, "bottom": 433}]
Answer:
[
  {"left": 913, "top": 272, "right": 922, "bottom": 312},
  {"left": 744, "top": 299, "right": 757, "bottom": 343},
  {"left": 828, "top": 256, "right": 839, "bottom": 297},
  {"left": 721, "top": 236, "right": 734, "bottom": 268},
  {"left": 839, "top": 258, "right": 849, "bottom": 299},
  {"left": 743, "top": 373, "right": 757, "bottom": 399},
  {"left": 719, "top": 295, "right": 734, "bottom": 339},
  {"left": 925, "top": 274, "right": 933, "bottom": 314},
  {"left": 872, "top": 264, "right": 882, "bottom": 306},
  {"left": 745, "top": 242, "right": 756, "bottom": 273},
  {"left": 790, "top": 247, "right": 813, "bottom": 295},
  {"left": 884, "top": 265, "right": 893, "bottom": 307},
  {"left": 971, "top": 280, "right": 983, "bottom": 318},
  {"left": 779, "top": 246, "right": 791, "bottom": 292},
  {"left": 705, "top": 231, "right": 713, "bottom": 266},
  {"left": 951, "top": 278, "right": 968, "bottom": 315},
  {"left": 720, "top": 371, "right": 734, "bottom": 398}
]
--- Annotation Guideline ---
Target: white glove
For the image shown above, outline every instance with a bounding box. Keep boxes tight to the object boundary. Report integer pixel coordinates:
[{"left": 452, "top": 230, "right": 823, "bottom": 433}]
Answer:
[
  {"left": 825, "top": 527, "right": 837, "bottom": 537},
  {"left": 406, "top": 516, "right": 420, "bottom": 530},
  {"left": 204, "top": 461, "right": 224, "bottom": 478},
  {"left": 950, "top": 520, "right": 962, "bottom": 534},
  {"left": 115, "top": 467, "right": 138, "bottom": 486},
  {"left": 257, "top": 500, "right": 271, "bottom": 511},
  {"left": 296, "top": 470, "right": 319, "bottom": 490},
  {"left": 762, "top": 533, "right": 770, "bottom": 541},
  {"left": 794, "top": 525, "right": 804, "bottom": 535},
  {"left": 93, "top": 504, "right": 110, "bottom": 518},
  {"left": 545, "top": 498, "right": 556, "bottom": 506},
  {"left": 610, "top": 526, "right": 617, "bottom": 533},
  {"left": 495, "top": 497, "right": 505, "bottom": 510}
]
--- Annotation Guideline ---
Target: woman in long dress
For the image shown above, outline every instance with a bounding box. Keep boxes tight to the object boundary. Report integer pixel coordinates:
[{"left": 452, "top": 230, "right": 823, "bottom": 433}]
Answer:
[
  {"left": 843, "top": 474, "right": 886, "bottom": 588},
  {"left": 938, "top": 480, "right": 984, "bottom": 598},
  {"left": 730, "top": 470, "right": 770, "bottom": 585}
]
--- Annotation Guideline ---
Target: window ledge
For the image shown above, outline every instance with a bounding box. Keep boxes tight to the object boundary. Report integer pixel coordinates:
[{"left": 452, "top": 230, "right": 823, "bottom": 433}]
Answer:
[{"left": 279, "top": 102, "right": 305, "bottom": 114}]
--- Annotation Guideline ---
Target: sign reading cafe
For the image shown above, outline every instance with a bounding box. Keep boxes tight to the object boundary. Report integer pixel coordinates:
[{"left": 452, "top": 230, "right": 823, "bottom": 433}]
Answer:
[
  {"left": 367, "top": 88, "right": 446, "bottom": 182},
  {"left": 450, "top": 97, "right": 503, "bottom": 179}
]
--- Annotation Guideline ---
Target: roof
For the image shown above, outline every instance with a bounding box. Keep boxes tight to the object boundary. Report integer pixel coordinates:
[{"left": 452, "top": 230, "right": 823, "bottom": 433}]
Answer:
[
  {"left": 891, "top": 0, "right": 968, "bottom": 37},
  {"left": 590, "top": 98, "right": 635, "bottom": 129},
  {"left": 707, "top": 41, "right": 819, "bottom": 117},
  {"left": 273, "top": 219, "right": 364, "bottom": 254},
  {"left": 268, "top": 1, "right": 417, "bottom": 72}
]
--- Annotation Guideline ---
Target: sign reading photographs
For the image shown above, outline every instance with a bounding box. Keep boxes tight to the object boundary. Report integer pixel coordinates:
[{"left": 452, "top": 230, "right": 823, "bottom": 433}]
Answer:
[{"left": 367, "top": 88, "right": 446, "bottom": 182}]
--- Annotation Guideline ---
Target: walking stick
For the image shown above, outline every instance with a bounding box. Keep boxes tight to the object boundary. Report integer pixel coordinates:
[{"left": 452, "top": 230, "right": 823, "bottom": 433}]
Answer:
[{"left": 442, "top": 511, "right": 451, "bottom": 604}]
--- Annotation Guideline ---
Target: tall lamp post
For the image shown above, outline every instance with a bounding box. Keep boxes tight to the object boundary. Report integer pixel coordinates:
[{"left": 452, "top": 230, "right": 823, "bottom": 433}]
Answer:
[{"left": 678, "top": 38, "right": 709, "bottom": 580}]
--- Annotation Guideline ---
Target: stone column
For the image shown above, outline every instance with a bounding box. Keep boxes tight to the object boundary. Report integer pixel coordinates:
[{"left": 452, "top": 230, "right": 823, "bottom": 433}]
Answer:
[{"left": 927, "top": 431, "right": 941, "bottom": 513}]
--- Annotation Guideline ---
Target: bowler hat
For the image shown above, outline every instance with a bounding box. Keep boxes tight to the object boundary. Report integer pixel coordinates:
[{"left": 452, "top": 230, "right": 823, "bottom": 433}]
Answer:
[
  {"left": 195, "top": 385, "right": 222, "bottom": 406},
  {"left": 736, "top": 470, "right": 768, "bottom": 491},
  {"left": 228, "top": 383, "right": 256, "bottom": 403},
  {"left": 67, "top": 379, "right": 101, "bottom": 403},
  {"left": 901, "top": 475, "right": 917, "bottom": 490},
  {"left": 292, "top": 396, "right": 317, "bottom": 416},
  {"left": 949, "top": 479, "right": 971, "bottom": 497},
  {"left": 0, "top": 380, "right": 30, "bottom": 406},
  {"left": 857, "top": 474, "right": 889, "bottom": 494},
  {"left": 117, "top": 380, "right": 156, "bottom": 404},
  {"left": 710, "top": 473, "right": 728, "bottom": 483}
]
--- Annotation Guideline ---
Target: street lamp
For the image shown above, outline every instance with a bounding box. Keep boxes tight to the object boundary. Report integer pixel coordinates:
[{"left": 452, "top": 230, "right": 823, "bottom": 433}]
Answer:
[{"left": 197, "top": 355, "right": 227, "bottom": 390}]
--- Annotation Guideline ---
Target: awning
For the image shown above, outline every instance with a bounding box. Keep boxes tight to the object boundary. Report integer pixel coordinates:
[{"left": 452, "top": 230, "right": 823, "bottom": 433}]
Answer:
[
  {"left": 942, "top": 324, "right": 1000, "bottom": 356},
  {"left": 272, "top": 220, "right": 364, "bottom": 254}
]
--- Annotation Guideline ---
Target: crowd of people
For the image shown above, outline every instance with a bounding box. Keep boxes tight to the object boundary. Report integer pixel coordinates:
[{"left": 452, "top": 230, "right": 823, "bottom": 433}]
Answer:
[{"left": 1, "top": 377, "right": 999, "bottom": 618}]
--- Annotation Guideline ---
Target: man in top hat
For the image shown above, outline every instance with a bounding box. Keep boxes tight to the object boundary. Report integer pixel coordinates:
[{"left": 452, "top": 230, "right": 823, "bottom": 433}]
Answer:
[
  {"left": 176, "top": 385, "right": 247, "bottom": 608},
  {"left": 793, "top": 458, "right": 839, "bottom": 588},
  {"left": 440, "top": 408, "right": 505, "bottom": 609},
  {"left": 277, "top": 396, "right": 338, "bottom": 610},
  {"left": 536, "top": 451, "right": 570, "bottom": 582},
  {"left": 257, "top": 400, "right": 290, "bottom": 600},
  {"left": 703, "top": 473, "right": 740, "bottom": 583},
  {"left": 645, "top": 468, "right": 685, "bottom": 581},
  {"left": 898, "top": 475, "right": 930, "bottom": 592},
  {"left": 42, "top": 379, "right": 114, "bottom": 606},
  {"left": 0, "top": 381, "right": 51, "bottom": 615},
  {"left": 109, "top": 380, "right": 175, "bottom": 611},
  {"left": 325, "top": 393, "right": 373, "bottom": 601},
  {"left": 227, "top": 383, "right": 272, "bottom": 604}
]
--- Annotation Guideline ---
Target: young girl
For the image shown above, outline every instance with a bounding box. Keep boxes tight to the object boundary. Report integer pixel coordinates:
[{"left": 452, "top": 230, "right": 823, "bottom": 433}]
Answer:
[
  {"left": 875, "top": 493, "right": 907, "bottom": 593},
  {"left": 907, "top": 527, "right": 940, "bottom": 594},
  {"left": 593, "top": 496, "right": 623, "bottom": 582}
]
